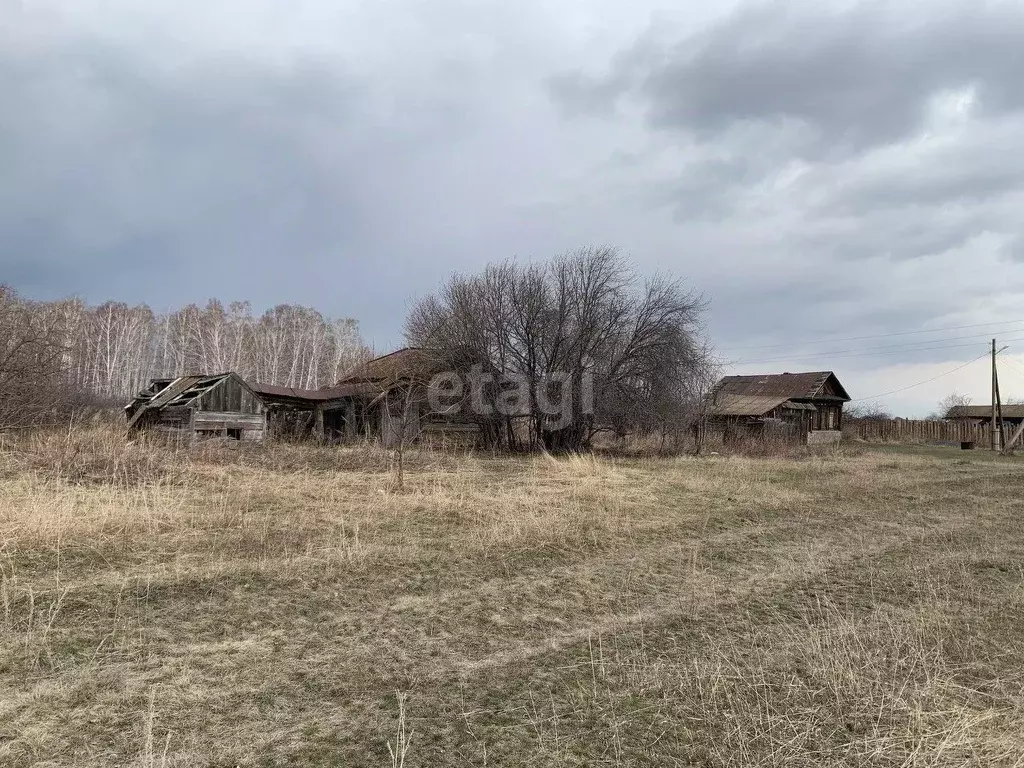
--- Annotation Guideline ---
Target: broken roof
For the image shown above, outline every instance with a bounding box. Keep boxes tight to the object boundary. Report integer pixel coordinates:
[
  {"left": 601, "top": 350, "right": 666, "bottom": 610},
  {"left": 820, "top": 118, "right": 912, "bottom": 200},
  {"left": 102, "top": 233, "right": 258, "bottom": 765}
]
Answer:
[
  {"left": 715, "top": 371, "right": 850, "bottom": 402},
  {"left": 127, "top": 348, "right": 449, "bottom": 419},
  {"left": 249, "top": 381, "right": 376, "bottom": 403},
  {"left": 338, "top": 347, "right": 444, "bottom": 383},
  {"left": 126, "top": 373, "right": 254, "bottom": 429}
]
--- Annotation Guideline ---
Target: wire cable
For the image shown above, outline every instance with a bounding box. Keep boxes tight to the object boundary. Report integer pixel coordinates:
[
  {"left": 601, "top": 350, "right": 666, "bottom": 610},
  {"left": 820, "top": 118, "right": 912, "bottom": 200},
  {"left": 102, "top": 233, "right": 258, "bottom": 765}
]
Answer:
[
  {"left": 847, "top": 352, "right": 991, "bottom": 403},
  {"left": 998, "top": 357, "right": 1024, "bottom": 383},
  {"left": 729, "top": 327, "right": 1024, "bottom": 359},
  {"left": 730, "top": 336, "right": 1024, "bottom": 366},
  {"left": 721, "top": 319, "right": 1024, "bottom": 352}
]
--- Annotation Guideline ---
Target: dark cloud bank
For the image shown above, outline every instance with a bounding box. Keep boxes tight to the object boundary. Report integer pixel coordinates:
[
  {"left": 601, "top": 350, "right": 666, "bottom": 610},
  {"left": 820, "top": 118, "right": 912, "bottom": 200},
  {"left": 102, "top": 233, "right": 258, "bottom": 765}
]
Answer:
[{"left": 4, "top": 1, "right": 1024, "bottom": 409}]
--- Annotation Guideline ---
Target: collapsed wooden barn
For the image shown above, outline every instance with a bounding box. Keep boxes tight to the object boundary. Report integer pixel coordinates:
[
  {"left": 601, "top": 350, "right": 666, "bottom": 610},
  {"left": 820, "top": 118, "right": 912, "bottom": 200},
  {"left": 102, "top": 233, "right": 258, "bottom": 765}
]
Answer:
[
  {"left": 125, "top": 372, "right": 267, "bottom": 440},
  {"left": 125, "top": 349, "right": 480, "bottom": 447},
  {"left": 251, "top": 348, "right": 467, "bottom": 445},
  {"left": 709, "top": 371, "right": 851, "bottom": 445},
  {"left": 248, "top": 381, "right": 376, "bottom": 441}
]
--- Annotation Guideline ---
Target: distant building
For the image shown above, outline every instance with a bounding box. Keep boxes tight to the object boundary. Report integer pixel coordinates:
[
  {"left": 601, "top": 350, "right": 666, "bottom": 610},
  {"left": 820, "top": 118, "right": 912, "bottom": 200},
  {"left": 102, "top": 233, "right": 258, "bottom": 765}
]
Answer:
[
  {"left": 945, "top": 405, "right": 1024, "bottom": 430},
  {"left": 709, "top": 371, "right": 851, "bottom": 445}
]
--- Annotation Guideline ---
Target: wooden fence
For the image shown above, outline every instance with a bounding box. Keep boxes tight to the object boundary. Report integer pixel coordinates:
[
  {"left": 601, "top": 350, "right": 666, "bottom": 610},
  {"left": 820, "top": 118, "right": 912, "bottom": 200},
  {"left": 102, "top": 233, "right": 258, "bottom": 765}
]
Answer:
[{"left": 848, "top": 419, "right": 991, "bottom": 445}]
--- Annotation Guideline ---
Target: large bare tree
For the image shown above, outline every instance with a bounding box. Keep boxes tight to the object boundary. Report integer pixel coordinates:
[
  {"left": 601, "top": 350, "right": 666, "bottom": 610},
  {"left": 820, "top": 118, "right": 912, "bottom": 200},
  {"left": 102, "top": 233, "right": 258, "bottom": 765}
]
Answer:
[
  {"left": 0, "top": 286, "right": 79, "bottom": 428},
  {"left": 406, "top": 247, "right": 713, "bottom": 452}
]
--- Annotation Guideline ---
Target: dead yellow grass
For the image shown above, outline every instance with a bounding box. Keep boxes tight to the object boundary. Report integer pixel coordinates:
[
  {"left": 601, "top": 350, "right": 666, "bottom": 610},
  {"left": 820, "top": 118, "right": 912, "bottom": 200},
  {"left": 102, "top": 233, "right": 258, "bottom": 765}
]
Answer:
[{"left": 1, "top": 428, "right": 1023, "bottom": 766}]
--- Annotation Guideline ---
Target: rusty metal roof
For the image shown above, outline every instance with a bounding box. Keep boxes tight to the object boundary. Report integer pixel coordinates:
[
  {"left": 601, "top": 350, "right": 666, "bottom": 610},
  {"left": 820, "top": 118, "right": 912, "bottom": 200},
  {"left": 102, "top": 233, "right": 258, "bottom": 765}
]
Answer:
[
  {"left": 250, "top": 382, "right": 351, "bottom": 401},
  {"left": 715, "top": 371, "right": 850, "bottom": 401}
]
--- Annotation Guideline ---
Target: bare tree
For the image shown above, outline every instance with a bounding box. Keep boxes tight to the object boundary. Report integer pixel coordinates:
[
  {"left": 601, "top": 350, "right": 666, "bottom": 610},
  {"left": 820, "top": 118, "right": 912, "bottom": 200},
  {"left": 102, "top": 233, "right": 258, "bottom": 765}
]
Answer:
[
  {"left": 0, "top": 286, "right": 80, "bottom": 428},
  {"left": 406, "top": 247, "right": 713, "bottom": 452},
  {"left": 642, "top": 345, "right": 720, "bottom": 454},
  {"left": 380, "top": 381, "right": 423, "bottom": 491},
  {"left": 352, "top": 354, "right": 442, "bottom": 490},
  {"left": 931, "top": 391, "right": 973, "bottom": 420},
  {"left": 845, "top": 400, "right": 894, "bottom": 422},
  {"left": 327, "top": 318, "right": 369, "bottom": 383}
]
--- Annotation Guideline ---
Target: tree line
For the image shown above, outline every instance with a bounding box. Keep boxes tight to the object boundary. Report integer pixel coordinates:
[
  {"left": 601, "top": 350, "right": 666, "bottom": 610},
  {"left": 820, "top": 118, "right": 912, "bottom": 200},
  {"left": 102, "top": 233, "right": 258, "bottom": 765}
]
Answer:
[
  {"left": 0, "top": 285, "right": 369, "bottom": 427},
  {"left": 2, "top": 247, "right": 717, "bottom": 451}
]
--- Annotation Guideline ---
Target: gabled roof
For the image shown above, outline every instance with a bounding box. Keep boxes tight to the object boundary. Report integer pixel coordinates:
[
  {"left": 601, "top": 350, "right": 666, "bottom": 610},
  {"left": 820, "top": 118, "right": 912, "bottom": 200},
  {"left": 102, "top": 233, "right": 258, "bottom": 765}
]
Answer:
[
  {"left": 946, "top": 405, "right": 1024, "bottom": 420},
  {"left": 715, "top": 371, "right": 850, "bottom": 402}
]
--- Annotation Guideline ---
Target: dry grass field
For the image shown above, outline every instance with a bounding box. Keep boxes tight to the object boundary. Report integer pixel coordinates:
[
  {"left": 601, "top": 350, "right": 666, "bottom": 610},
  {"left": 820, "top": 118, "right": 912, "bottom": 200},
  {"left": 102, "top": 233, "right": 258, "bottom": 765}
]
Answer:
[{"left": 2, "top": 428, "right": 1023, "bottom": 767}]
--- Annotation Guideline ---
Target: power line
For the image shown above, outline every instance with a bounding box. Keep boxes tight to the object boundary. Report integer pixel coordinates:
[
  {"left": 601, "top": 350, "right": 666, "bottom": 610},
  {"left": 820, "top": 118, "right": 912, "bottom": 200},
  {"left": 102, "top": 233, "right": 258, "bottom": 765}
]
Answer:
[
  {"left": 848, "top": 351, "right": 991, "bottom": 403},
  {"left": 730, "top": 336, "right": 1024, "bottom": 366},
  {"left": 736, "top": 327, "right": 1024, "bottom": 358},
  {"left": 998, "top": 356, "right": 1024, "bottom": 383},
  {"left": 721, "top": 319, "right": 1024, "bottom": 352},
  {"left": 731, "top": 339, "right": 984, "bottom": 365}
]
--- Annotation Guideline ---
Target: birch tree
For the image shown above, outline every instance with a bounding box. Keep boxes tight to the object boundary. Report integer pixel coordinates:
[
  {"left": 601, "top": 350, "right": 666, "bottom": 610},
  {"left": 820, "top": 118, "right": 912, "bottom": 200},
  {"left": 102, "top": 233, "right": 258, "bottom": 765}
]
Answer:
[{"left": 0, "top": 290, "right": 370, "bottom": 405}]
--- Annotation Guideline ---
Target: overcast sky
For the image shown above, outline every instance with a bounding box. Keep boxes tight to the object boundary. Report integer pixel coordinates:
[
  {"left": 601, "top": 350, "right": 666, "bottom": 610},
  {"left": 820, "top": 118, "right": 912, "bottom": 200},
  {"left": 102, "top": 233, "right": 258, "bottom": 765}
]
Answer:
[{"left": 3, "top": 0, "right": 1024, "bottom": 416}]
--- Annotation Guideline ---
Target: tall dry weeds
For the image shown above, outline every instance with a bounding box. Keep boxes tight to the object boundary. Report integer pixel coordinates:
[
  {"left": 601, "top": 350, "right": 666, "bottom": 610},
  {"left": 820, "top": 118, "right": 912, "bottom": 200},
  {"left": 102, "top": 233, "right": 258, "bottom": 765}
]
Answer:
[{"left": 0, "top": 426, "right": 1021, "bottom": 766}]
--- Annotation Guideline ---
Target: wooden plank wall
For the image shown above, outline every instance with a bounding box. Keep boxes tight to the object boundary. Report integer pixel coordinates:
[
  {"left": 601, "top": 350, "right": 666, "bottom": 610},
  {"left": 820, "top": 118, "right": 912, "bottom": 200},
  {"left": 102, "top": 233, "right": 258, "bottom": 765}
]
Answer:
[
  {"left": 196, "top": 375, "right": 264, "bottom": 415},
  {"left": 849, "top": 419, "right": 991, "bottom": 444},
  {"left": 193, "top": 412, "right": 265, "bottom": 430}
]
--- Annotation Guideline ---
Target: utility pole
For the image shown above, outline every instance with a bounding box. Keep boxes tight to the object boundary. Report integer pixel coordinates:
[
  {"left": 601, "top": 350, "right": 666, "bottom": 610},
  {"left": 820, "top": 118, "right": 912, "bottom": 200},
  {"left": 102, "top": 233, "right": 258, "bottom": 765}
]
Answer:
[
  {"left": 992, "top": 339, "right": 998, "bottom": 451},
  {"left": 995, "top": 343, "right": 1006, "bottom": 453},
  {"left": 991, "top": 338, "right": 1009, "bottom": 452}
]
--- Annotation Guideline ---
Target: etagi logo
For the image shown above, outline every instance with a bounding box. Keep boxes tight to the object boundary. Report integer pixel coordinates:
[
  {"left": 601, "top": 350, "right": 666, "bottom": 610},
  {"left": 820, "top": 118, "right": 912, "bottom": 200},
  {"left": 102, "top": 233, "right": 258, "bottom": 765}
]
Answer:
[{"left": 427, "top": 366, "right": 594, "bottom": 429}]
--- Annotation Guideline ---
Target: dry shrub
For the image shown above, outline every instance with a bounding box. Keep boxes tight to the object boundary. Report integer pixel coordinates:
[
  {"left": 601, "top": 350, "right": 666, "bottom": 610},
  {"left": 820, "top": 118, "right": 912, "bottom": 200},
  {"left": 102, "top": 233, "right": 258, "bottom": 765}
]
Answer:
[
  {"left": 722, "top": 434, "right": 808, "bottom": 459},
  {"left": 0, "top": 424, "right": 472, "bottom": 489},
  {"left": 1, "top": 426, "right": 189, "bottom": 487},
  {"left": 593, "top": 430, "right": 697, "bottom": 458}
]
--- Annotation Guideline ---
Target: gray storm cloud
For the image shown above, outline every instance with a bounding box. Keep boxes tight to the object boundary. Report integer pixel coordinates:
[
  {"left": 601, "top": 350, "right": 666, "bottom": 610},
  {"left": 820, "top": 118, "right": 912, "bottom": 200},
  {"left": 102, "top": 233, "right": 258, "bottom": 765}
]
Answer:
[
  {"left": 3, "top": 0, "right": 1024, "bottom": 410},
  {"left": 554, "top": 2, "right": 1024, "bottom": 155},
  {"left": 550, "top": 2, "right": 1024, "bottom": 359}
]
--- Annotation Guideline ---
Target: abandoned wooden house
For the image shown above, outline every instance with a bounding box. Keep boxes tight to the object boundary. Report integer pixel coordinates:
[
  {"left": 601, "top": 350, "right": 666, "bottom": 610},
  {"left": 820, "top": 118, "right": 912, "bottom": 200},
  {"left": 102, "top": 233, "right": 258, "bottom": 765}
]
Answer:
[
  {"left": 125, "top": 372, "right": 267, "bottom": 440},
  {"left": 709, "top": 371, "right": 851, "bottom": 445},
  {"left": 250, "top": 348, "right": 450, "bottom": 444},
  {"left": 125, "top": 348, "right": 478, "bottom": 446}
]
